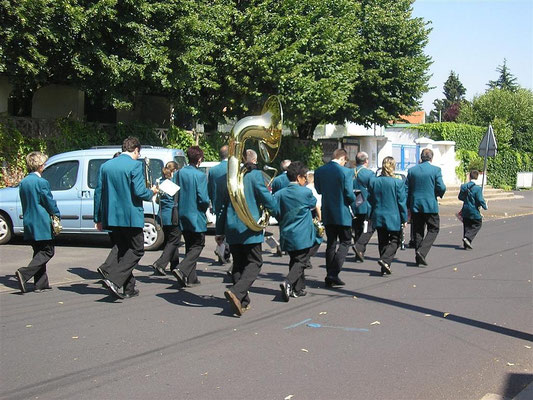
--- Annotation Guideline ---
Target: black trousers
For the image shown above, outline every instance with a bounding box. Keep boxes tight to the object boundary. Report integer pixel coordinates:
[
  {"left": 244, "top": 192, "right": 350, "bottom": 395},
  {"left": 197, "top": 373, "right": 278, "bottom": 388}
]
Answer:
[
  {"left": 463, "top": 218, "right": 482, "bottom": 243},
  {"left": 100, "top": 227, "right": 144, "bottom": 293},
  {"left": 18, "top": 240, "right": 55, "bottom": 290},
  {"left": 352, "top": 215, "right": 375, "bottom": 254},
  {"left": 377, "top": 228, "right": 401, "bottom": 266},
  {"left": 178, "top": 231, "right": 205, "bottom": 283},
  {"left": 412, "top": 213, "right": 440, "bottom": 258},
  {"left": 287, "top": 248, "right": 311, "bottom": 292},
  {"left": 325, "top": 225, "right": 352, "bottom": 278},
  {"left": 228, "top": 243, "right": 263, "bottom": 307},
  {"left": 154, "top": 225, "right": 182, "bottom": 271}
]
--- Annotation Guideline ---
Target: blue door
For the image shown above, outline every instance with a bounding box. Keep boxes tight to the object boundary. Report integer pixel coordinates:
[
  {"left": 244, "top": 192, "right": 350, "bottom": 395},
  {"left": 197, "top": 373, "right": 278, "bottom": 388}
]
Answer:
[{"left": 392, "top": 144, "right": 420, "bottom": 171}]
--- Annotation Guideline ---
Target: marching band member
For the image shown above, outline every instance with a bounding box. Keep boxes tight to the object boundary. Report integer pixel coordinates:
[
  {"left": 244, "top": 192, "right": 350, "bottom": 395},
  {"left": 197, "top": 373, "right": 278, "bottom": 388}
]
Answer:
[
  {"left": 94, "top": 137, "right": 158, "bottom": 299},
  {"left": 172, "top": 146, "right": 210, "bottom": 287},
  {"left": 150, "top": 161, "right": 181, "bottom": 276},
  {"left": 314, "top": 149, "right": 356, "bottom": 287},
  {"left": 15, "top": 151, "right": 60, "bottom": 294},
  {"left": 273, "top": 161, "right": 317, "bottom": 301},
  {"left": 368, "top": 157, "right": 407, "bottom": 276},
  {"left": 222, "top": 149, "right": 277, "bottom": 316}
]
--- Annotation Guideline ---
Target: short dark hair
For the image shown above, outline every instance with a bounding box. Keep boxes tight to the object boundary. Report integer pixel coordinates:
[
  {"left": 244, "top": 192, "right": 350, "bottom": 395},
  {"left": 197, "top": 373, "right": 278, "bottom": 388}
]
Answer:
[
  {"left": 122, "top": 136, "right": 141, "bottom": 153},
  {"left": 287, "top": 161, "right": 308, "bottom": 182},
  {"left": 421, "top": 148, "right": 433, "bottom": 162},
  {"left": 219, "top": 145, "right": 229, "bottom": 160},
  {"left": 332, "top": 148, "right": 348, "bottom": 160},
  {"left": 187, "top": 146, "right": 204, "bottom": 165},
  {"left": 469, "top": 170, "right": 479, "bottom": 180}
]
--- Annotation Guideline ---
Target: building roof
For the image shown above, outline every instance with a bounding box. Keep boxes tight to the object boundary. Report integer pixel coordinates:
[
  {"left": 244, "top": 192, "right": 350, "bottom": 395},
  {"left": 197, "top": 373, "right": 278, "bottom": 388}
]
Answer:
[{"left": 390, "top": 111, "right": 426, "bottom": 126}]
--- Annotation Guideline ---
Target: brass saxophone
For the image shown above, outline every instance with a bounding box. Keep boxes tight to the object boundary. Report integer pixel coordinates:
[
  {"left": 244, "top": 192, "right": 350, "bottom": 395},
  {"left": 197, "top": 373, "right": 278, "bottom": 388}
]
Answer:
[{"left": 227, "top": 96, "right": 283, "bottom": 231}]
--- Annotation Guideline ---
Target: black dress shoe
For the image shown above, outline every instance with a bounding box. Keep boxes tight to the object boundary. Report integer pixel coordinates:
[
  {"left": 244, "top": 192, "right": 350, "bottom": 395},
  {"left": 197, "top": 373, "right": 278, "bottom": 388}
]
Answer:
[
  {"left": 172, "top": 269, "right": 187, "bottom": 286},
  {"left": 280, "top": 280, "right": 291, "bottom": 302},
  {"left": 378, "top": 259, "right": 391, "bottom": 276},
  {"left": 34, "top": 286, "right": 53, "bottom": 293},
  {"left": 415, "top": 251, "right": 428, "bottom": 267},
  {"left": 123, "top": 288, "right": 140, "bottom": 299},
  {"left": 15, "top": 270, "right": 27, "bottom": 294},
  {"left": 224, "top": 290, "right": 243, "bottom": 316},
  {"left": 96, "top": 267, "right": 108, "bottom": 280},
  {"left": 103, "top": 279, "right": 124, "bottom": 299},
  {"left": 462, "top": 237, "right": 473, "bottom": 249},
  {"left": 291, "top": 289, "right": 307, "bottom": 298},
  {"left": 325, "top": 276, "right": 345, "bottom": 287},
  {"left": 355, "top": 250, "right": 365, "bottom": 263}
]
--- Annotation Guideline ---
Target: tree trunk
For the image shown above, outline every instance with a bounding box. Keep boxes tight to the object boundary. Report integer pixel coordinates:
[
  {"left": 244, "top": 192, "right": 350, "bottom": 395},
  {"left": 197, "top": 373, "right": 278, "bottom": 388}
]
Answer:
[{"left": 297, "top": 119, "right": 320, "bottom": 140}]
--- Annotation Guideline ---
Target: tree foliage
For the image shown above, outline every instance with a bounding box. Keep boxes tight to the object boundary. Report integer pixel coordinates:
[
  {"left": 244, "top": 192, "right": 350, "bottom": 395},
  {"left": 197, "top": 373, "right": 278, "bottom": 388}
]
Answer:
[
  {"left": 429, "top": 70, "right": 466, "bottom": 122},
  {"left": 1, "top": 0, "right": 432, "bottom": 138},
  {"left": 458, "top": 88, "right": 533, "bottom": 153},
  {"left": 487, "top": 59, "right": 519, "bottom": 92}
]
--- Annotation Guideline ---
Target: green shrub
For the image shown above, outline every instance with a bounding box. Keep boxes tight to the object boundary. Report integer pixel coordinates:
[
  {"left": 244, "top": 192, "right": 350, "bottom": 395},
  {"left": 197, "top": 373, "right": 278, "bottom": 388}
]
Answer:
[
  {"left": 417, "top": 123, "right": 485, "bottom": 152},
  {"left": 0, "top": 120, "right": 47, "bottom": 187}
]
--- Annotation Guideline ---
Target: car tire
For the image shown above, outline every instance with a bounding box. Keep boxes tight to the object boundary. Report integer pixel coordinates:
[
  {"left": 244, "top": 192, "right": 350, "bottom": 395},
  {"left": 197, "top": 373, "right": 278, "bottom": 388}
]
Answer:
[
  {"left": 0, "top": 213, "right": 13, "bottom": 245},
  {"left": 143, "top": 217, "right": 164, "bottom": 251}
]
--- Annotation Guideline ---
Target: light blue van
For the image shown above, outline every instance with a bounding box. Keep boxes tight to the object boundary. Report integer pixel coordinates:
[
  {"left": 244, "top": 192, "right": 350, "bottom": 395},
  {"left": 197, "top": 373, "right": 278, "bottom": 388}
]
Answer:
[{"left": 0, "top": 146, "right": 186, "bottom": 250}]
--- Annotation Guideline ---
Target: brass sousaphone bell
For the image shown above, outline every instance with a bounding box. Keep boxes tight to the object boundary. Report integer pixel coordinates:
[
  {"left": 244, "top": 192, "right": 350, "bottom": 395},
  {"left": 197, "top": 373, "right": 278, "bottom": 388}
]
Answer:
[{"left": 227, "top": 96, "right": 283, "bottom": 231}]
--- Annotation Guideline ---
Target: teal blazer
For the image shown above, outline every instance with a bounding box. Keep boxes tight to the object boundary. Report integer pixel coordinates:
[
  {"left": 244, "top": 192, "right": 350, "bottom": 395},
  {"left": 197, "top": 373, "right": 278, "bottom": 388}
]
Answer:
[
  {"left": 224, "top": 168, "right": 277, "bottom": 245},
  {"left": 158, "top": 178, "right": 177, "bottom": 226},
  {"left": 459, "top": 182, "right": 487, "bottom": 220},
  {"left": 369, "top": 176, "right": 407, "bottom": 231},
  {"left": 19, "top": 172, "right": 60, "bottom": 241},
  {"left": 314, "top": 161, "right": 355, "bottom": 226},
  {"left": 406, "top": 161, "right": 446, "bottom": 213},
  {"left": 207, "top": 160, "right": 227, "bottom": 215},
  {"left": 273, "top": 183, "right": 317, "bottom": 251},
  {"left": 271, "top": 172, "right": 290, "bottom": 194},
  {"left": 176, "top": 165, "right": 210, "bottom": 232},
  {"left": 94, "top": 154, "right": 153, "bottom": 229},
  {"left": 351, "top": 166, "right": 375, "bottom": 216}
]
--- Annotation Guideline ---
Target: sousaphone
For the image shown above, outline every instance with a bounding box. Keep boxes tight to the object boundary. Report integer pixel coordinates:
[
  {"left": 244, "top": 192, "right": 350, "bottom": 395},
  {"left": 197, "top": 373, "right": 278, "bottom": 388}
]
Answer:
[{"left": 227, "top": 96, "right": 283, "bottom": 231}]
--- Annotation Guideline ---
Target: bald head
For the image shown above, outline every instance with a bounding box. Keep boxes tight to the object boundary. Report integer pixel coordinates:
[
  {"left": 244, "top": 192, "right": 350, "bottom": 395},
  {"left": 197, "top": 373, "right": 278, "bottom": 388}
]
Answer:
[{"left": 245, "top": 149, "right": 257, "bottom": 164}]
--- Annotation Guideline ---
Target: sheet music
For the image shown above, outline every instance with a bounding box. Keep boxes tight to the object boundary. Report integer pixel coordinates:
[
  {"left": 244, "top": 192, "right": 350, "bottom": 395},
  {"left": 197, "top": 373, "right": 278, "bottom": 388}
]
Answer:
[{"left": 158, "top": 179, "right": 180, "bottom": 196}]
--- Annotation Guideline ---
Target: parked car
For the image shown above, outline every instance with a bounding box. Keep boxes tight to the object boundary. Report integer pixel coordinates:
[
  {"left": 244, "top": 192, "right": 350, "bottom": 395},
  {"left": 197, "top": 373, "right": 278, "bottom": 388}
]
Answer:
[{"left": 0, "top": 146, "right": 186, "bottom": 250}]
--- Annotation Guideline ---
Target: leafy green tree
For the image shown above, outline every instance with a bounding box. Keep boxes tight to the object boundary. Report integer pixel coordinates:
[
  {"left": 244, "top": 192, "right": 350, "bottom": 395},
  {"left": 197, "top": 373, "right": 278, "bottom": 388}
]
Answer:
[
  {"left": 487, "top": 59, "right": 519, "bottom": 92},
  {"left": 458, "top": 88, "right": 533, "bottom": 152},
  {"left": 429, "top": 70, "right": 466, "bottom": 122}
]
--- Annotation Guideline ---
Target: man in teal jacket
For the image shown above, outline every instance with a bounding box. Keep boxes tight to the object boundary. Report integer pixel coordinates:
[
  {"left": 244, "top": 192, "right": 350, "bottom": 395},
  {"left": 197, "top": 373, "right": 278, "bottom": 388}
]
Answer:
[
  {"left": 458, "top": 170, "right": 487, "bottom": 249},
  {"left": 222, "top": 149, "right": 277, "bottom": 316},
  {"left": 172, "top": 146, "right": 210, "bottom": 288},
  {"left": 271, "top": 159, "right": 291, "bottom": 194},
  {"left": 273, "top": 161, "right": 317, "bottom": 301},
  {"left": 314, "top": 148, "right": 356, "bottom": 287},
  {"left": 207, "top": 145, "right": 230, "bottom": 265},
  {"left": 94, "top": 136, "right": 157, "bottom": 299},
  {"left": 351, "top": 151, "right": 375, "bottom": 262},
  {"left": 15, "top": 151, "right": 60, "bottom": 294},
  {"left": 405, "top": 148, "right": 446, "bottom": 266}
]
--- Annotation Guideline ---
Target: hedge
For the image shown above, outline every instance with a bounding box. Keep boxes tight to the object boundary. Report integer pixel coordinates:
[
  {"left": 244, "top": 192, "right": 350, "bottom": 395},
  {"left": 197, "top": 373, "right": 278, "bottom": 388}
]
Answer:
[{"left": 417, "top": 122, "right": 533, "bottom": 189}]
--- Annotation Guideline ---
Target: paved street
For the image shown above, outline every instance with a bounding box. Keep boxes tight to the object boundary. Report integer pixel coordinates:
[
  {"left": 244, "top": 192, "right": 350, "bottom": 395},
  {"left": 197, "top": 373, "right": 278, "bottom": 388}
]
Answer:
[{"left": 1, "top": 192, "right": 532, "bottom": 400}]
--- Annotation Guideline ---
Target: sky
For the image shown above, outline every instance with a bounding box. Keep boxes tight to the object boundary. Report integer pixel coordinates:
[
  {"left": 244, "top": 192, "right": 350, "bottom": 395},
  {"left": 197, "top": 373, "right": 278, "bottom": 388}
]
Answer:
[{"left": 411, "top": 0, "right": 533, "bottom": 113}]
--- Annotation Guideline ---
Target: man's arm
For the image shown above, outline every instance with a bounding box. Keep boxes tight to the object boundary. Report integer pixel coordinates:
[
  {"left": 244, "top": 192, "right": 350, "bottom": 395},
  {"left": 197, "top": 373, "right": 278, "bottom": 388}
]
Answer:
[
  {"left": 40, "top": 179, "right": 60, "bottom": 217},
  {"left": 343, "top": 168, "right": 356, "bottom": 204},
  {"left": 132, "top": 162, "right": 156, "bottom": 201},
  {"left": 434, "top": 168, "right": 446, "bottom": 198}
]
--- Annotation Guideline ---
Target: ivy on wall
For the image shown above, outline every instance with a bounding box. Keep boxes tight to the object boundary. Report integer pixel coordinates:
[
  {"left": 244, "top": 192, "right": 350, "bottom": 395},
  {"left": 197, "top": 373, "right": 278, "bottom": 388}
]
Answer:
[{"left": 417, "top": 122, "right": 532, "bottom": 189}]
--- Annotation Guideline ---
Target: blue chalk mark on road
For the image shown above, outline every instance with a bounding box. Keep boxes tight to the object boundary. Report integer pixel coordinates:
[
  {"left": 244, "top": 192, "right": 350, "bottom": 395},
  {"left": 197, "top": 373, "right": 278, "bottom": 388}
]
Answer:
[
  {"left": 284, "top": 319, "right": 369, "bottom": 332},
  {"left": 284, "top": 318, "right": 313, "bottom": 329},
  {"left": 306, "top": 323, "right": 369, "bottom": 332}
]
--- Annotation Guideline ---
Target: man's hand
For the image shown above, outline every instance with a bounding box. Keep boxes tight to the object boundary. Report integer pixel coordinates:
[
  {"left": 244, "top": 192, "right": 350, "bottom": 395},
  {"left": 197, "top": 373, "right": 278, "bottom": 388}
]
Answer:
[
  {"left": 95, "top": 222, "right": 103, "bottom": 232},
  {"left": 151, "top": 185, "right": 159, "bottom": 195}
]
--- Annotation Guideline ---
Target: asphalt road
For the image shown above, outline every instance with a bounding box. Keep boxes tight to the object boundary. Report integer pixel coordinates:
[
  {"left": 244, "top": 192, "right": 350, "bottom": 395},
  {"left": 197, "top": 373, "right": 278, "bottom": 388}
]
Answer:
[{"left": 1, "top": 195, "right": 532, "bottom": 400}]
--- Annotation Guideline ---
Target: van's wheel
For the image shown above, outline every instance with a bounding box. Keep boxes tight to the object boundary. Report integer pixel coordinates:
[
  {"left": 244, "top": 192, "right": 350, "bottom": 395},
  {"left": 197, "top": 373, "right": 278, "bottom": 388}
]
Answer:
[
  {"left": 143, "top": 217, "right": 164, "bottom": 251},
  {"left": 0, "top": 213, "right": 13, "bottom": 245}
]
